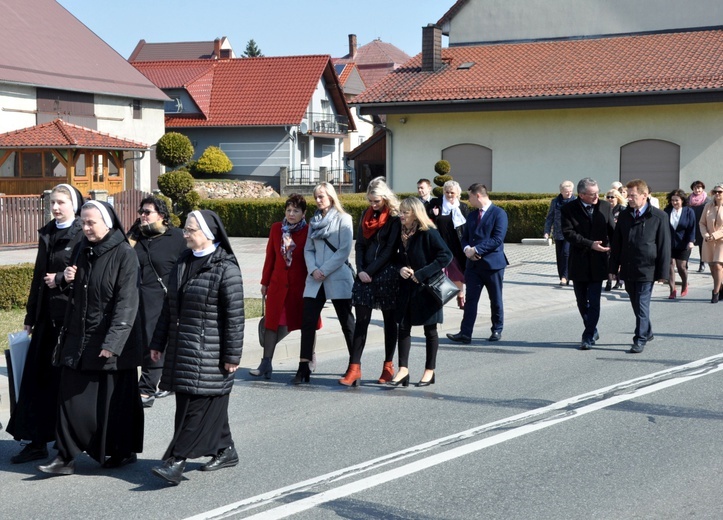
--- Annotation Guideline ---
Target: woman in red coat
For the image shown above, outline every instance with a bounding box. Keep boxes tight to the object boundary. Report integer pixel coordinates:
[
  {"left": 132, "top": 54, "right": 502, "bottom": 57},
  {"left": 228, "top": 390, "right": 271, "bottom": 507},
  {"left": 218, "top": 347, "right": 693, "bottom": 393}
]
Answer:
[{"left": 250, "top": 194, "right": 318, "bottom": 378}]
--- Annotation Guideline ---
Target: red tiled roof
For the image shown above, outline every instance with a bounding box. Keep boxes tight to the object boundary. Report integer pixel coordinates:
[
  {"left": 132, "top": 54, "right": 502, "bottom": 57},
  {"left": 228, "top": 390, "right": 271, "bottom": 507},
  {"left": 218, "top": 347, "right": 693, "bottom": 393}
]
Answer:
[
  {"left": 129, "top": 39, "right": 232, "bottom": 62},
  {"left": 0, "top": 0, "right": 167, "bottom": 101},
  {"left": 0, "top": 119, "right": 148, "bottom": 149},
  {"left": 133, "top": 56, "right": 353, "bottom": 128},
  {"left": 335, "top": 38, "right": 411, "bottom": 88},
  {"left": 353, "top": 29, "right": 723, "bottom": 106}
]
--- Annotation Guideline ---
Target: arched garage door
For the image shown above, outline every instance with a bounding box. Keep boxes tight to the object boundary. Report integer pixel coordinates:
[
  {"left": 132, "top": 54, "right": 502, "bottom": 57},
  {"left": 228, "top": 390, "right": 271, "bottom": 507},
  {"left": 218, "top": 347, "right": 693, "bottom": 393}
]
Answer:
[
  {"left": 620, "top": 139, "right": 680, "bottom": 192},
  {"left": 442, "top": 144, "right": 492, "bottom": 191}
]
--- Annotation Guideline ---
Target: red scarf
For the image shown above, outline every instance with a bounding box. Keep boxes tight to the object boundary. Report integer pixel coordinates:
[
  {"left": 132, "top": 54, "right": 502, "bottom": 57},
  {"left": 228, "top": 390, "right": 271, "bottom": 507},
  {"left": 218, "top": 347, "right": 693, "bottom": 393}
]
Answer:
[{"left": 362, "top": 206, "right": 390, "bottom": 239}]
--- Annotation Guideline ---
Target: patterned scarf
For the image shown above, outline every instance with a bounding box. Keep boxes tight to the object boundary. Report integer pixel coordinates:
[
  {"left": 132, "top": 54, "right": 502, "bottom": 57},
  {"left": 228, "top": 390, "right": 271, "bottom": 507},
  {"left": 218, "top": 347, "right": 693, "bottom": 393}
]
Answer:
[
  {"left": 401, "top": 221, "right": 418, "bottom": 249},
  {"left": 280, "top": 218, "right": 307, "bottom": 267},
  {"left": 362, "top": 206, "right": 390, "bottom": 239}
]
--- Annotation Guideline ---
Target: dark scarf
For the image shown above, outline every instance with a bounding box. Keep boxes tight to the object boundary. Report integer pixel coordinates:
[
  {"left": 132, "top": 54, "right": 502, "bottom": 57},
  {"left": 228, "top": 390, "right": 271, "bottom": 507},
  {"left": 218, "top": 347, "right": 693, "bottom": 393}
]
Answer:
[
  {"left": 280, "top": 218, "right": 307, "bottom": 267},
  {"left": 401, "top": 222, "right": 418, "bottom": 249}
]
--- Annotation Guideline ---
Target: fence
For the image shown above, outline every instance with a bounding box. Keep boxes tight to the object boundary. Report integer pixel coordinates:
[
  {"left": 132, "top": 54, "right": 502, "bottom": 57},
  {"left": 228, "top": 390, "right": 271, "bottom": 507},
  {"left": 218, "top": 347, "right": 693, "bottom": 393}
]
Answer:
[
  {"left": 108, "top": 189, "right": 152, "bottom": 233},
  {"left": 0, "top": 194, "right": 44, "bottom": 246}
]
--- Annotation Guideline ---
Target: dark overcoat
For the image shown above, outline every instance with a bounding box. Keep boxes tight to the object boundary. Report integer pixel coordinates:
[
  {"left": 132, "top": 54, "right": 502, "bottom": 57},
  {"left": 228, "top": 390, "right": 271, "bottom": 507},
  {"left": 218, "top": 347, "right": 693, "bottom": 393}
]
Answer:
[
  {"left": 561, "top": 198, "right": 615, "bottom": 282},
  {"left": 395, "top": 227, "right": 452, "bottom": 326}
]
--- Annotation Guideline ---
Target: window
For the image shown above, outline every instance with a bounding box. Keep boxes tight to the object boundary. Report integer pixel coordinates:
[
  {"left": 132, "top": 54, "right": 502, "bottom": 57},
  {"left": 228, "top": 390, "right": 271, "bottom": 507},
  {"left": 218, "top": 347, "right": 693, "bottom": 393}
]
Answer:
[
  {"left": 299, "top": 139, "right": 309, "bottom": 164},
  {"left": 442, "top": 144, "right": 493, "bottom": 190},
  {"left": 620, "top": 140, "right": 680, "bottom": 192},
  {"left": 22, "top": 152, "right": 43, "bottom": 177},
  {"left": 133, "top": 99, "right": 142, "bottom": 119}
]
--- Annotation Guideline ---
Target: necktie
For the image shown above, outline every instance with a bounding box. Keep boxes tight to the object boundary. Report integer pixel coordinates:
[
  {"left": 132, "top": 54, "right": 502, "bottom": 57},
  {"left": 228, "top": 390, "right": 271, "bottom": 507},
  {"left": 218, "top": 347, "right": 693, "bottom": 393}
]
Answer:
[
  {"left": 635, "top": 209, "right": 640, "bottom": 219},
  {"left": 585, "top": 205, "right": 594, "bottom": 217},
  {"left": 477, "top": 208, "right": 484, "bottom": 224}
]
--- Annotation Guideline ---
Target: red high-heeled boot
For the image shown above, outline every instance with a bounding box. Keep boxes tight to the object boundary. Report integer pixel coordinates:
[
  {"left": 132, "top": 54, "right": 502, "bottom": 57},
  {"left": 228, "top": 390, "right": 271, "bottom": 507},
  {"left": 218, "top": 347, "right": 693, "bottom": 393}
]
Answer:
[
  {"left": 339, "top": 363, "right": 361, "bottom": 386},
  {"left": 377, "top": 361, "right": 395, "bottom": 384}
]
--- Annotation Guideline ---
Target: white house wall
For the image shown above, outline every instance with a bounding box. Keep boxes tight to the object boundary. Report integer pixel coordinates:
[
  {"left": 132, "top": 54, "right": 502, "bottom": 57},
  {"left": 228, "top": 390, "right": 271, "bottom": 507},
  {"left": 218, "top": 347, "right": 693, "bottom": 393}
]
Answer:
[
  {"left": 386, "top": 103, "right": 723, "bottom": 193},
  {"left": 95, "top": 94, "right": 166, "bottom": 192},
  {"left": 447, "top": 0, "right": 723, "bottom": 45},
  {"left": 0, "top": 83, "right": 37, "bottom": 133}
]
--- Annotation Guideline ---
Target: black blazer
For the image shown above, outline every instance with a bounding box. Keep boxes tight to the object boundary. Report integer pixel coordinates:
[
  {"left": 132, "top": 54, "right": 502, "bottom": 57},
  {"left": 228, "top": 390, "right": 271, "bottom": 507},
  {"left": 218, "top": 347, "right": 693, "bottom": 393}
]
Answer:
[
  {"left": 429, "top": 197, "right": 469, "bottom": 270},
  {"left": 561, "top": 198, "right": 615, "bottom": 282},
  {"left": 663, "top": 206, "right": 696, "bottom": 252}
]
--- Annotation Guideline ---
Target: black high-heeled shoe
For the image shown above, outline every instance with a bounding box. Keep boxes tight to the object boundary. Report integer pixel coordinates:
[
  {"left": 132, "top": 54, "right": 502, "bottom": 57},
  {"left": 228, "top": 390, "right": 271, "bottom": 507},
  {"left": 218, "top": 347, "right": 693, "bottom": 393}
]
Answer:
[
  {"left": 249, "top": 357, "right": 273, "bottom": 379},
  {"left": 387, "top": 374, "right": 409, "bottom": 387},
  {"left": 290, "top": 362, "right": 311, "bottom": 385},
  {"left": 417, "top": 373, "right": 436, "bottom": 387}
]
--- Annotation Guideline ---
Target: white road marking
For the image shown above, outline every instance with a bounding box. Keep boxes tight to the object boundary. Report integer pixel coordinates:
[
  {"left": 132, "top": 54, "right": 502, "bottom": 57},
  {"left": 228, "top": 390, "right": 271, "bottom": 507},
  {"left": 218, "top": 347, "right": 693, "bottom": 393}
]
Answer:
[{"left": 184, "top": 353, "right": 723, "bottom": 520}]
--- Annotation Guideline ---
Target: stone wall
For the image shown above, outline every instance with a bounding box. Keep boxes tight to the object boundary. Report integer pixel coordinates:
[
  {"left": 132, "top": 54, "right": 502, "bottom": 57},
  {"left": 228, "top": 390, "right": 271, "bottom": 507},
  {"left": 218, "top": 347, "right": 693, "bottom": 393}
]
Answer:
[{"left": 194, "top": 180, "right": 280, "bottom": 199}]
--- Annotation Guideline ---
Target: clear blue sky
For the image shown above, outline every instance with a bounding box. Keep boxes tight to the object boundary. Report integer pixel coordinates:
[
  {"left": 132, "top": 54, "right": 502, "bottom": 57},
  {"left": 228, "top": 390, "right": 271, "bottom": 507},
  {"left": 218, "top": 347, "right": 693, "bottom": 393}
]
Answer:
[{"left": 58, "top": 0, "right": 449, "bottom": 60}]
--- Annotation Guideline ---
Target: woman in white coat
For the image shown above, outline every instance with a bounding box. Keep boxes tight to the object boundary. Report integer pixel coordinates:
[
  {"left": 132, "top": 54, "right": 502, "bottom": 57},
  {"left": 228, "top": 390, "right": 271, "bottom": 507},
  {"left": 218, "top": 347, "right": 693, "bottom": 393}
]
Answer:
[{"left": 291, "top": 182, "right": 356, "bottom": 384}]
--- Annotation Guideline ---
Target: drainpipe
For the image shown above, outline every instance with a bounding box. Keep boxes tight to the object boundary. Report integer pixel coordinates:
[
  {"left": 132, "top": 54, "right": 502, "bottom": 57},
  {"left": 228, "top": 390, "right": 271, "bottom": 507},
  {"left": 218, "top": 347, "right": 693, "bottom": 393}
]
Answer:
[
  {"left": 123, "top": 150, "right": 147, "bottom": 190},
  {"left": 357, "top": 115, "right": 393, "bottom": 188}
]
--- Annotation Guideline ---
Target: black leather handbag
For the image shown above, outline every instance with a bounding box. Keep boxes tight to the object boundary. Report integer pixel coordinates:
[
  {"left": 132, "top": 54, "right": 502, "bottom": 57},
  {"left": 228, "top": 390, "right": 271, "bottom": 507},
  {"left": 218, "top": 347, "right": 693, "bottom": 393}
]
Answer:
[{"left": 423, "top": 271, "right": 460, "bottom": 306}]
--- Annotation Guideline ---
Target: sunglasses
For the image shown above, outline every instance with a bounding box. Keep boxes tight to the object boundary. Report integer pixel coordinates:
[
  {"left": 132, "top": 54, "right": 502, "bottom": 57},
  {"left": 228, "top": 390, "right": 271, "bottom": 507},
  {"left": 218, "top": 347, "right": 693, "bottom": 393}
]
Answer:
[
  {"left": 138, "top": 209, "right": 158, "bottom": 216},
  {"left": 606, "top": 196, "right": 616, "bottom": 199},
  {"left": 713, "top": 191, "right": 723, "bottom": 195}
]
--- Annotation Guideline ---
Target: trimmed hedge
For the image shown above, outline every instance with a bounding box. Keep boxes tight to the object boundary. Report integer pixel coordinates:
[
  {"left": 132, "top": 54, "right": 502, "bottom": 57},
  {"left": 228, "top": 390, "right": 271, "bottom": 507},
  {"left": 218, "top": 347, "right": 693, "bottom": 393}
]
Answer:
[
  {"left": 0, "top": 264, "right": 33, "bottom": 310},
  {"left": 199, "top": 194, "right": 551, "bottom": 242}
]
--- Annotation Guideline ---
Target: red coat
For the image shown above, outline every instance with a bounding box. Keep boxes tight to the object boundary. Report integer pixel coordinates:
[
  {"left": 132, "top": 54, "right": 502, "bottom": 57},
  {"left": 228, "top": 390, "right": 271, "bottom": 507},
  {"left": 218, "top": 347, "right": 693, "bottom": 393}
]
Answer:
[{"left": 261, "top": 222, "right": 319, "bottom": 332}]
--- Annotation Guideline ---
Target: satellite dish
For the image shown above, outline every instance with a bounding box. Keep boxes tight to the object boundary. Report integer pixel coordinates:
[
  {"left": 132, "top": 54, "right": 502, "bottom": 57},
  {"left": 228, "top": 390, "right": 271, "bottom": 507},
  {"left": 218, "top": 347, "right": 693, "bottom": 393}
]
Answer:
[{"left": 299, "top": 122, "right": 308, "bottom": 134}]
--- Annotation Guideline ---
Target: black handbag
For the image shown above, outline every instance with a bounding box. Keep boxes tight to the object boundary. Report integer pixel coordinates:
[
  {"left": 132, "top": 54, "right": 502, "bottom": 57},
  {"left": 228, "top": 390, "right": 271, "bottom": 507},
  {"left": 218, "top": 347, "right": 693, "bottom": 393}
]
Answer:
[{"left": 423, "top": 271, "right": 460, "bottom": 306}]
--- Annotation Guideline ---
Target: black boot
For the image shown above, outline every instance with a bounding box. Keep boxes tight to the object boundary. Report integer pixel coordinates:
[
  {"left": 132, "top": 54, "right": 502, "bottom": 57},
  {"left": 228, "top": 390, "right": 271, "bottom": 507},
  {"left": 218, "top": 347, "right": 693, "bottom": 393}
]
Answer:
[
  {"left": 290, "top": 362, "right": 311, "bottom": 385},
  {"left": 249, "top": 357, "right": 273, "bottom": 379},
  {"left": 200, "top": 445, "right": 239, "bottom": 472},
  {"left": 152, "top": 457, "right": 186, "bottom": 485},
  {"left": 11, "top": 442, "right": 48, "bottom": 464},
  {"left": 38, "top": 455, "right": 75, "bottom": 476},
  {"left": 712, "top": 290, "right": 720, "bottom": 304}
]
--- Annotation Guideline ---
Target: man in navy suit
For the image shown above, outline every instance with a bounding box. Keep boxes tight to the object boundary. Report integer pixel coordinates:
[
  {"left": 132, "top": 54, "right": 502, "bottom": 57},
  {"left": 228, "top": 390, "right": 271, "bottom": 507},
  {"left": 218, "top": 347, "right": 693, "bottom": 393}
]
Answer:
[{"left": 447, "top": 183, "right": 508, "bottom": 343}]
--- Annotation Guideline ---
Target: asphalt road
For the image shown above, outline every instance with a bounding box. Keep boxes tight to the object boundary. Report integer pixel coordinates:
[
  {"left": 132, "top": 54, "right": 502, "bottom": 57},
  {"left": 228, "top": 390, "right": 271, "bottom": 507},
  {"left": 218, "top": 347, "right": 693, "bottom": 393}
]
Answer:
[{"left": 1, "top": 245, "right": 721, "bottom": 519}]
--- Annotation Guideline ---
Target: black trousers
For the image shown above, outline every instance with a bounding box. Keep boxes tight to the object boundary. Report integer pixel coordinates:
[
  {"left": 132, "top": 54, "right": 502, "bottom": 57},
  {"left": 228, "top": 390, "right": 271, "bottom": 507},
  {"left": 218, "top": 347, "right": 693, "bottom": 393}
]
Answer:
[
  {"left": 349, "top": 305, "right": 397, "bottom": 364},
  {"left": 300, "top": 285, "right": 355, "bottom": 360}
]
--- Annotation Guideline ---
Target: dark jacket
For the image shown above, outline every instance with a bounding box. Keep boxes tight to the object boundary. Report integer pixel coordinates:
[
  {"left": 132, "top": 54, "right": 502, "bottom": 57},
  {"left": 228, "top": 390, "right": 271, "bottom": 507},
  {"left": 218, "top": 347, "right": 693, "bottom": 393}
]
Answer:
[
  {"left": 544, "top": 194, "right": 577, "bottom": 241},
  {"left": 151, "top": 246, "right": 244, "bottom": 396},
  {"left": 561, "top": 198, "right": 615, "bottom": 282},
  {"left": 354, "top": 209, "right": 401, "bottom": 277},
  {"left": 58, "top": 228, "right": 140, "bottom": 371},
  {"left": 395, "top": 227, "right": 452, "bottom": 326},
  {"left": 25, "top": 218, "right": 84, "bottom": 326},
  {"left": 610, "top": 203, "right": 672, "bottom": 282},
  {"left": 664, "top": 206, "right": 696, "bottom": 252},
  {"left": 429, "top": 197, "right": 469, "bottom": 270},
  {"left": 461, "top": 204, "right": 509, "bottom": 271},
  {"left": 131, "top": 226, "right": 187, "bottom": 346}
]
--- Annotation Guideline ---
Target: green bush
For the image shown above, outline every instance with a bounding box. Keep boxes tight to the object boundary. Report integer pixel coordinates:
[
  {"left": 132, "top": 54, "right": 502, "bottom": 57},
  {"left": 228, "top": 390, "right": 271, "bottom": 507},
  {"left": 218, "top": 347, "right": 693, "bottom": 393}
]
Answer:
[
  {"left": 0, "top": 264, "right": 34, "bottom": 310},
  {"left": 158, "top": 169, "right": 194, "bottom": 202},
  {"left": 192, "top": 146, "right": 233, "bottom": 176},
  {"left": 434, "top": 160, "right": 451, "bottom": 175},
  {"left": 198, "top": 194, "right": 547, "bottom": 242},
  {"left": 156, "top": 132, "right": 194, "bottom": 169}
]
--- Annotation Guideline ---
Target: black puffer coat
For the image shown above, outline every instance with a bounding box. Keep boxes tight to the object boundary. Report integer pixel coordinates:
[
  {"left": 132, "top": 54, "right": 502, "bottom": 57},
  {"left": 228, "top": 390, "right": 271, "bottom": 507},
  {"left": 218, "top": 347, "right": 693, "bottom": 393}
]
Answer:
[
  {"left": 151, "top": 246, "right": 244, "bottom": 396},
  {"left": 59, "top": 228, "right": 140, "bottom": 371}
]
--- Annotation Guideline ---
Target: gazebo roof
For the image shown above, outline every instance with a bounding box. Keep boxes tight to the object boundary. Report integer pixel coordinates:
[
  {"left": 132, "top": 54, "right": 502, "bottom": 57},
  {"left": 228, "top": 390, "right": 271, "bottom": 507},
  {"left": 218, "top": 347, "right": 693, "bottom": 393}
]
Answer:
[{"left": 0, "top": 119, "right": 149, "bottom": 150}]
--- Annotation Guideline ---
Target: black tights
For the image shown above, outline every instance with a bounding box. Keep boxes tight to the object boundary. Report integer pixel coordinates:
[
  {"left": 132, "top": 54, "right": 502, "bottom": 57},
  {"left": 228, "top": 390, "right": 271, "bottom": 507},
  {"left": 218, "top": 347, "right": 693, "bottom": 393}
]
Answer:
[
  {"left": 398, "top": 322, "right": 439, "bottom": 371},
  {"left": 299, "top": 286, "right": 354, "bottom": 361},
  {"left": 349, "top": 305, "right": 397, "bottom": 364}
]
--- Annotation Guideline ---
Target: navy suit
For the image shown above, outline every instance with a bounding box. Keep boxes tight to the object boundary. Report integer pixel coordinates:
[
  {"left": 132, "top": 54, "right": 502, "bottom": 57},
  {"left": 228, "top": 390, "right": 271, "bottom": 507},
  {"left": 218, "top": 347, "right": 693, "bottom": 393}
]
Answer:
[
  {"left": 664, "top": 206, "right": 696, "bottom": 253},
  {"left": 459, "top": 204, "right": 509, "bottom": 336}
]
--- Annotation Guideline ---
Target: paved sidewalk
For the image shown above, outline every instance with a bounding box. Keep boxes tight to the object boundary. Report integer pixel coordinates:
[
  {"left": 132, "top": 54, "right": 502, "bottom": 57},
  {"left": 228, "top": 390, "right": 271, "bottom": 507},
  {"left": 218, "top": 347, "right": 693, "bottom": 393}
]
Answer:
[{"left": 0, "top": 239, "right": 706, "bottom": 424}]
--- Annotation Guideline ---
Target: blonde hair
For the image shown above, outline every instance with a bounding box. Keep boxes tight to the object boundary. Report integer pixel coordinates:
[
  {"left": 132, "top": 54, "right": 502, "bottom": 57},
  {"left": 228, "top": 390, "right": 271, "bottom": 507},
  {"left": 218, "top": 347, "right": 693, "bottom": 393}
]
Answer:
[
  {"left": 367, "top": 177, "right": 399, "bottom": 215},
  {"left": 313, "top": 182, "right": 346, "bottom": 215},
  {"left": 399, "top": 197, "right": 435, "bottom": 231},
  {"left": 560, "top": 180, "right": 574, "bottom": 191},
  {"left": 606, "top": 189, "right": 625, "bottom": 206},
  {"left": 443, "top": 180, "right": 461, "bottom": 195}
]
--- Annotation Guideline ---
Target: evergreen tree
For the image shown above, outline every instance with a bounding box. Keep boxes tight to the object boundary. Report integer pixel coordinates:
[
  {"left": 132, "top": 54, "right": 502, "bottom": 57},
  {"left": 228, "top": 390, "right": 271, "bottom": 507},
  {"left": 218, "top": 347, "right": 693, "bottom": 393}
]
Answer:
[{"left": 243, "top": 39, "right": 263, "bottom": 58}]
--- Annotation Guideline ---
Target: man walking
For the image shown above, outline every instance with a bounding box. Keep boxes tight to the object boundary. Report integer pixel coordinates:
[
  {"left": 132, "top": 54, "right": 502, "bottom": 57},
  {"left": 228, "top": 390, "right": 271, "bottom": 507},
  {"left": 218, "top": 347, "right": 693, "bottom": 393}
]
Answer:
[
  {"left": 561, "top": 178, "right": 615, "bottom": 350},
  {"left": 447, "top": 183, "right": 508, "bottom": 343},
  {"left": 417, "top": 178, "right": 434, "bottom": 217},
  {"left": 609, "top": 179, "right": 671, "bottom": 353}
]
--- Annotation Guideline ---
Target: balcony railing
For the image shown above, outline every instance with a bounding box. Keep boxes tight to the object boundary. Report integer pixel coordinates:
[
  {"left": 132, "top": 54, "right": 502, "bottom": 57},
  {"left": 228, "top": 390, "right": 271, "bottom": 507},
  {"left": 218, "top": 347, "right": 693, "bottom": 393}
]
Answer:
[
  {"left": 286, "top": 166, "right": 353, "bottom": 186},
  {"left": 304, "top": 112, "right": 349, "bottom": 135}
]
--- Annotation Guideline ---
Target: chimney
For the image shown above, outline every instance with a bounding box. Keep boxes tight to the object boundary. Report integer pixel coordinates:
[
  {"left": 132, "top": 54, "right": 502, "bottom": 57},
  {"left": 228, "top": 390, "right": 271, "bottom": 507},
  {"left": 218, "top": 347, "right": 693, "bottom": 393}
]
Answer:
[
  {"left": 348, "top": 34, "right": 357, "bottom": 59},
  {"left": 213, "top": 37, "right": 221, "bottom": 59},
  {"left": 421, "top": 24, "right": 442, "bottom": 72}
]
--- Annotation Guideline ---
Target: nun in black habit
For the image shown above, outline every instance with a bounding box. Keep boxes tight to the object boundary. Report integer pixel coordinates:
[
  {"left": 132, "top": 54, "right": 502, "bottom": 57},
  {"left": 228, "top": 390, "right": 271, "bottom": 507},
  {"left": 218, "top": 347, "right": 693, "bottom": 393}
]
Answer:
[
  {"left": 150, "top": 210, "right": 244, "bottom": 485},
  {"left": 7, "top": 184, "right": 84, "bottom": 464},
  {"left": 38, "top": 200, "right": 143, "bottom": 475}
]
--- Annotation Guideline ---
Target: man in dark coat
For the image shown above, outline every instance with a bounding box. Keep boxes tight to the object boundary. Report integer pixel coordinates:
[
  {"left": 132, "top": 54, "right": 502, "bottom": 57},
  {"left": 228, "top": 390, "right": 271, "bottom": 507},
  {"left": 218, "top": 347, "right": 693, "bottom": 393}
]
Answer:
[
  {"left": 447, "top": 183, "right": 508, "bottom": 343},
  {"left": 609, "top": 179, "right": 671, "bottom": 354},
  {"left": 561, "top": 178, "right": 615, "bottom": 350}
]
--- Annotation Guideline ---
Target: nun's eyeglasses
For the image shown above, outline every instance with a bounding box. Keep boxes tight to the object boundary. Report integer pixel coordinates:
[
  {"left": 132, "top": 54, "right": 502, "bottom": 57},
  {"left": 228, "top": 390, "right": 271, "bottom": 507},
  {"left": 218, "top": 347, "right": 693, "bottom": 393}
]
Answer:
[{"left": 183, "top": 227, "right": 201, "bottom": 235}]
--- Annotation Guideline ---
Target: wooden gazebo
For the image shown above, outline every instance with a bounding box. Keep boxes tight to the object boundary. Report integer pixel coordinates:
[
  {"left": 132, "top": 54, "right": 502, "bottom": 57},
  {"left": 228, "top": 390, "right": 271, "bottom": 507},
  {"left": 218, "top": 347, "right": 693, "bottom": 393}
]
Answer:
[{"left": 0, "top": 119, "right": 149, "bottom": 196}]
